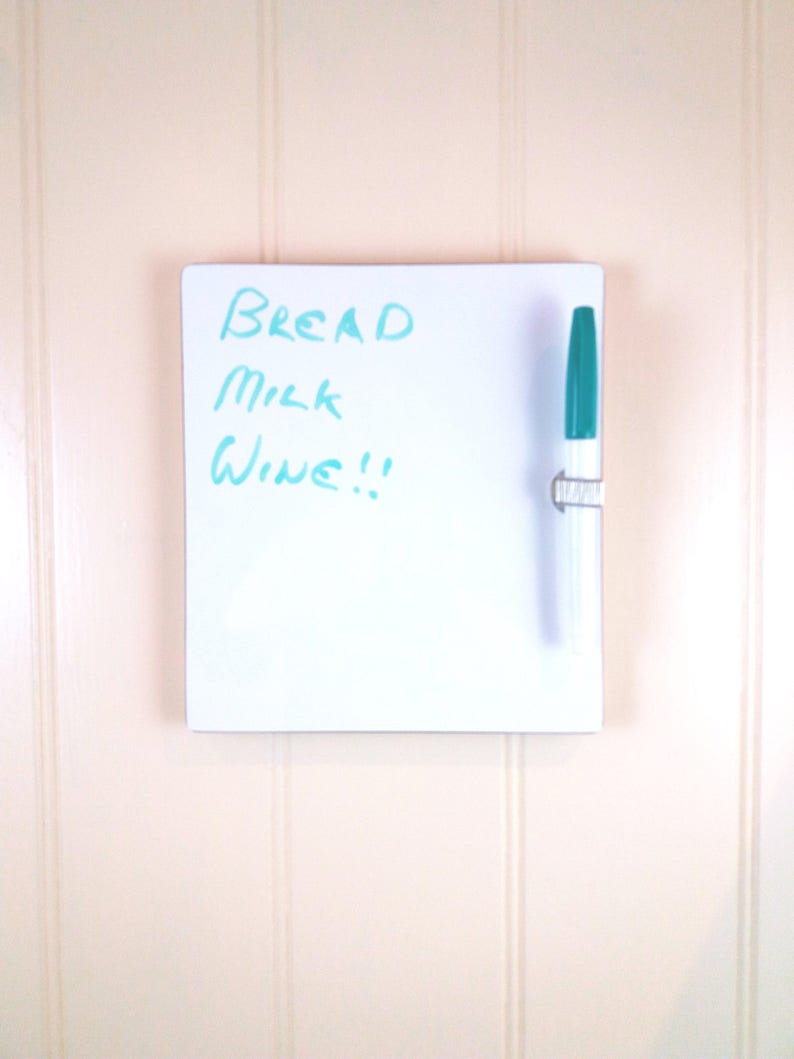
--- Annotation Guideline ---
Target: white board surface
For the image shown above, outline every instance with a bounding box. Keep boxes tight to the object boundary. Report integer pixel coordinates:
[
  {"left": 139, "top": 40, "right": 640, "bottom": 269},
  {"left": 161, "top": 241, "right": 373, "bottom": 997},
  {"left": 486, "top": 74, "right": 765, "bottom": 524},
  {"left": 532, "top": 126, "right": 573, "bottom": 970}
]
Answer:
[{"left": 181, "top": 263, "right": 604, "bottom": 732}]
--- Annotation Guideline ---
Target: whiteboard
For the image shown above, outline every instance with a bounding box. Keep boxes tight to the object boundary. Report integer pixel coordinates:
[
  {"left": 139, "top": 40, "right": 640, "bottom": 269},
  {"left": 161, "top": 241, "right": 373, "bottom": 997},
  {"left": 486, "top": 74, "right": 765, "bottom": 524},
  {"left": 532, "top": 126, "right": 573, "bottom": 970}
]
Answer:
[{"left": 181, "top": 263, "right": 604, "bottom": 732}]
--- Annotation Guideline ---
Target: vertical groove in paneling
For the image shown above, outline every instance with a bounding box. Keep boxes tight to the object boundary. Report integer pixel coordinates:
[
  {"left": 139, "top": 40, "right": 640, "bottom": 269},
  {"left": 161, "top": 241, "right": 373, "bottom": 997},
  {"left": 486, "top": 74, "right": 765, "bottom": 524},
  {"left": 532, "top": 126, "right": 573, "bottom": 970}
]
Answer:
[
  {"left": 259, "top": 1, "right": 293, "bottom": 1054},
  {"left": 498, "top": 0, "right": 526, "bottom": 262},
  {"left": 18, "top": 1, "right": 63, "bottom": 1055},
  {"left": 503, "top": 736, "right": 526, "bottom": 1059},
  {"left": 271, "top": 735, "right": 294, "bottom": 1059},
  {"left": 500, "top": 0, "right": 528, "bottom": 1054},
  {"left": 259, "top": 0, "right": 283, "bottom": 264},
  {"left": 737, "top": 1, "right": 767, "bottom": 1056}
]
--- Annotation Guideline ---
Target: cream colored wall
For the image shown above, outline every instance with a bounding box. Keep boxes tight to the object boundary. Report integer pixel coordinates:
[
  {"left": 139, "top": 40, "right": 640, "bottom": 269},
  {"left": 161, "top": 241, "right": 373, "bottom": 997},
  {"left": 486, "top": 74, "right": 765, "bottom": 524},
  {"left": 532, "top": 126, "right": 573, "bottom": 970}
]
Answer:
[{"left": 2, "top": 1, "right": 792, "bottom": 1057}]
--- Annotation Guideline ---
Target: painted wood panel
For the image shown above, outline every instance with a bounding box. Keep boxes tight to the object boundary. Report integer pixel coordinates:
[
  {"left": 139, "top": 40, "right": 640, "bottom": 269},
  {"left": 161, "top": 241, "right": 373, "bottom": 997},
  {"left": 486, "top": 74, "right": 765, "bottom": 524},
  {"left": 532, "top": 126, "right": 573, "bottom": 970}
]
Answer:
[
  {"left": 757, "top": 2, "right": 794, "bottom": 1054},
  {"left": 290, "top": 739, "right": 504, "bottom": 1059},
  {"left": 518, "top": 5, "right": 746, "bottom": 1054},
  {"left": 3, "top": 1, "right": 793, "bottom": 1057},
  {"left": 33, "top": 2, "right": 277, "bottom": 1055},
  {"left": 279, "top": 0, "right": 502, "bottom": 264},
  {"left": 1, "top": 4, "right": 48, "bottom": 1054}
]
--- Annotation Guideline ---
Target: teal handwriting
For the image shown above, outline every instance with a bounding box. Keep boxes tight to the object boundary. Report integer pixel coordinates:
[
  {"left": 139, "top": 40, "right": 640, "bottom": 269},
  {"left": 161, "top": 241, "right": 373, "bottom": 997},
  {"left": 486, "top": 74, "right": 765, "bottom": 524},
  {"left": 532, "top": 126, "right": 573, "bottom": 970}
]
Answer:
[
  {"left": 352, "top": 452, "right": 393, "bottom": 500},
  {"left": 220, "top": 288, "right": 413, "bottom": 344},
  {"left": 210, "top": 435, "right": 390, "bottom": 499},
  {"left": 214, "top": 365, "right": 343, "bottom": 420}
]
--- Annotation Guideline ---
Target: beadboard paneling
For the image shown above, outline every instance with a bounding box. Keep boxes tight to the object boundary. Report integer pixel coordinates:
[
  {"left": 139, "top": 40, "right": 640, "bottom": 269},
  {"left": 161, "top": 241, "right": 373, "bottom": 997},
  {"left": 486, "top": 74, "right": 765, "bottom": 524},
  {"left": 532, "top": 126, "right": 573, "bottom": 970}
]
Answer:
[{"left": 3, "top": 2, "right": 792, "bottom": 1057}]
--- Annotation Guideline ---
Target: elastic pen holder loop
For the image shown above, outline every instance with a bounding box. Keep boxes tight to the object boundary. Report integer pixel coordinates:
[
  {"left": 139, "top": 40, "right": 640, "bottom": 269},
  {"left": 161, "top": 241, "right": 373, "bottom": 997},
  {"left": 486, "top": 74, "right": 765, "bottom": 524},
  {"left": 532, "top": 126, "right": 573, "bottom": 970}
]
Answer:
[{"left": 551, "top": 471, "right": 605, "bottom": 513}]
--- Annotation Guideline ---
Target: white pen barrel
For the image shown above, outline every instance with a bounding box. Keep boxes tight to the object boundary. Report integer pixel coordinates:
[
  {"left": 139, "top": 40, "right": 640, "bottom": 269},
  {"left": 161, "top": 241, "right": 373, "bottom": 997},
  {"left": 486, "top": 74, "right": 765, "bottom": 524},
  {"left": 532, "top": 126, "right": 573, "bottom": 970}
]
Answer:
[{"left": 565, "top": 438, "right": 600, "bottom": 654}]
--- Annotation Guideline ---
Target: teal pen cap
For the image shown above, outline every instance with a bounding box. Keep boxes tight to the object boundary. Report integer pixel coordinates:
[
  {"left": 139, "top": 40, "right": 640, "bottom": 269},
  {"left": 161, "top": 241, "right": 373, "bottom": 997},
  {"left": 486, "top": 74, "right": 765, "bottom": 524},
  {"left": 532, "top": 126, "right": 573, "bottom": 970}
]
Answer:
[{"left": 565, "top": 306, "right": 598, "bottom": 440}]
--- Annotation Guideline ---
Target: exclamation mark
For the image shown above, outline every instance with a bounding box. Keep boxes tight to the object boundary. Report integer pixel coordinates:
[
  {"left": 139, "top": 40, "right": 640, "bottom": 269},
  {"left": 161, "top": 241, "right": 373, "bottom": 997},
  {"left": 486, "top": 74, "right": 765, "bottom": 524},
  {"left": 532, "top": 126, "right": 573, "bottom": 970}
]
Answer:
[{"left": 354, "top": 452, "right": 392, "bottom": 499}]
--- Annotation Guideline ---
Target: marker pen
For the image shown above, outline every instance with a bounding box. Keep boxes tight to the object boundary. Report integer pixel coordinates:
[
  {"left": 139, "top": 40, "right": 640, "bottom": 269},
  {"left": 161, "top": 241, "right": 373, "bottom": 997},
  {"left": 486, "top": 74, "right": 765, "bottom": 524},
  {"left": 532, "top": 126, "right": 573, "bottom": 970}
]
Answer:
[{"left": 564, "top": 306, "right": 600, "bottom": 654}]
